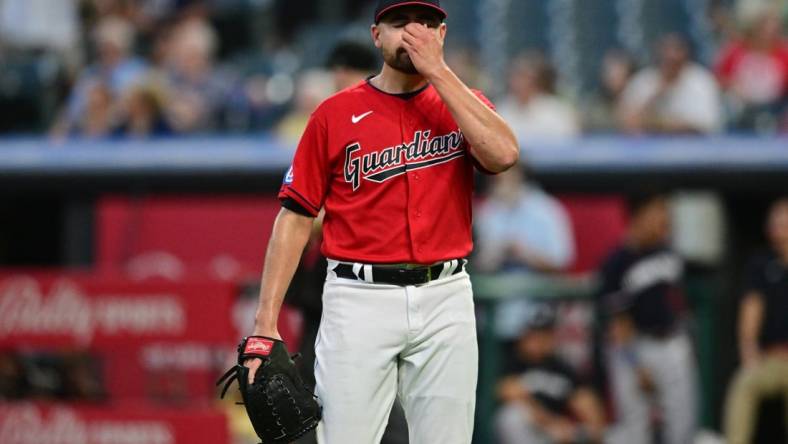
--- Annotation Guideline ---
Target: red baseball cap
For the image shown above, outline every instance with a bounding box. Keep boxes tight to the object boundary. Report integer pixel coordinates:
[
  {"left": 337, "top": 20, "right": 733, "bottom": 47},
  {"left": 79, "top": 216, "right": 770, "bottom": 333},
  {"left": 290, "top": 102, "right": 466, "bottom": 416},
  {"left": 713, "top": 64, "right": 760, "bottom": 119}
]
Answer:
[{"left": 374, "top": 0, "right": 447, "bottom": 23}]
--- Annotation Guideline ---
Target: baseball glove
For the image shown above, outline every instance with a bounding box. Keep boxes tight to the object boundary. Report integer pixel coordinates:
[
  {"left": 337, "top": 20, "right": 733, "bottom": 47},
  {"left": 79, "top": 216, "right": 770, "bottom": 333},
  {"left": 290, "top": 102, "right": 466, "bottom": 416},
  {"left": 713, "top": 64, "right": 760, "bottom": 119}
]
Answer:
[{"left": 217, "top": 336, "right": 321, "bottom": 444}]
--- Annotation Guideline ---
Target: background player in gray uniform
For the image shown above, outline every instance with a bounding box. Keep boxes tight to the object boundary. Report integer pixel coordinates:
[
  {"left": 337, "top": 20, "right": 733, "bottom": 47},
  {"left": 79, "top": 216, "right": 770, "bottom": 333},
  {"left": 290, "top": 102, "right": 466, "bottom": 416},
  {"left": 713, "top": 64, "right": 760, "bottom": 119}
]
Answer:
[{"left": 598, "top": 192, "right": 698, "bottom": 444}]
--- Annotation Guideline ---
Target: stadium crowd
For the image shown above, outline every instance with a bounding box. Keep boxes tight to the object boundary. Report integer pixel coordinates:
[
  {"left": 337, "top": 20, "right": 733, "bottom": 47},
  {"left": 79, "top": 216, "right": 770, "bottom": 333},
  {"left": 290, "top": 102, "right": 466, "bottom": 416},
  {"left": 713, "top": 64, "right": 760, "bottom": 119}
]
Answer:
[{"left": 0, "top": 0, "right": 786, "bottom": 138}]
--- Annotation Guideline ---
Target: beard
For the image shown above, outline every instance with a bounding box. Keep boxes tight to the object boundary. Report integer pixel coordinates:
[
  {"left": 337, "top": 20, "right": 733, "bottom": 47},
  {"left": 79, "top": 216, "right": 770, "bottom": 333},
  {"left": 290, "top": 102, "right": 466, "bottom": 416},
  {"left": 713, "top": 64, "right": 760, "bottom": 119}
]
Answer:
[{"left": 382, "top": 46, "right": 419, "bottom": 75}]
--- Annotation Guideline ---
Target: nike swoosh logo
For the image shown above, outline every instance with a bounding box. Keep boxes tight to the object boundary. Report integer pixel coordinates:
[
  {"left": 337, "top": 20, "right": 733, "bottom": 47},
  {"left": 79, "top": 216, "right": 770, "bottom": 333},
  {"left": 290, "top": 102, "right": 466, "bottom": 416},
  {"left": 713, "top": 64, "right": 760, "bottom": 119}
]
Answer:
[{"left": 351, "top": 111, "right": 373, "bottom": 124}]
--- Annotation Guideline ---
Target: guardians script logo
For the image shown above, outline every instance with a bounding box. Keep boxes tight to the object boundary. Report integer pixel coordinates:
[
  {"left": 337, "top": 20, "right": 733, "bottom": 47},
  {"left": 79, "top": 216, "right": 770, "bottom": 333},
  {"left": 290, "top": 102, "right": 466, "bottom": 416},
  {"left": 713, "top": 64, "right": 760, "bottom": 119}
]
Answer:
[{"left": 344, "top": 130, "right": 465, "bottom": 190}]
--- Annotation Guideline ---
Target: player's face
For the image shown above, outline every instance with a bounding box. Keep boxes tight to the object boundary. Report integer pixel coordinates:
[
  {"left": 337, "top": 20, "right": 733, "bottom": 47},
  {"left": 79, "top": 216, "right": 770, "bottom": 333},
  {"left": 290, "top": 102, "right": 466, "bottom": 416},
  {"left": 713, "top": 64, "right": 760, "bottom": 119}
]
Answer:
[
  {"left": 371, "top": 7, "right": 445, "bottom": 75},
  {"left": 518, "top": 330, "right": 555, "bottom": 362},
  {"left": 767, "top": 200, "right": 788, "bottom": 252},
  {"left": 633, "top": 197, "right": 671, "bottom": 246}
]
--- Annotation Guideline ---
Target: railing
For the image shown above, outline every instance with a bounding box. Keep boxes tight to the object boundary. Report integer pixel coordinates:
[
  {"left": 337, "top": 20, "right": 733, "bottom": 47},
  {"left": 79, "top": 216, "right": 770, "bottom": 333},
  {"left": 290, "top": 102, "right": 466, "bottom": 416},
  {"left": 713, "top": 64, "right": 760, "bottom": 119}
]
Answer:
[{"left": 1, "top": 136, "right": 787, "bottom": 177}]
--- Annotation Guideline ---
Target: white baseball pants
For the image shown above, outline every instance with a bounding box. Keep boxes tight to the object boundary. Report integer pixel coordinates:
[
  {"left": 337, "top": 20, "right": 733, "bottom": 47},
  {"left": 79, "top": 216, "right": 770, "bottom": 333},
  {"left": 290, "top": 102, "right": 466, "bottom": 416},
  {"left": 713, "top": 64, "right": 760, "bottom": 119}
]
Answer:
[{"left": 313, "top": 267, "right": 478, "bottom": 444}]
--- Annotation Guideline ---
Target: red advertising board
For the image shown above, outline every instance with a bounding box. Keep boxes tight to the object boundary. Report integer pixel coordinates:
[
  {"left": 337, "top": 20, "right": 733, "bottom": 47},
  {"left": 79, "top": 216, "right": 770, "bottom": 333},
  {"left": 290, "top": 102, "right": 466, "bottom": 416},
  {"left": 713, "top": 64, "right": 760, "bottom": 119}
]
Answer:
[
  {"left": 95, "top": 195, "right": 281, "bottom": 281},
  {"left": 0, "top": 403, "right": 230, "bottom": 444},
  {"left": 0, "top": 274, "right": 238, "bottom": 349},
  {"left": 0, "top": 272, "right": 304, "bottom": 401}
]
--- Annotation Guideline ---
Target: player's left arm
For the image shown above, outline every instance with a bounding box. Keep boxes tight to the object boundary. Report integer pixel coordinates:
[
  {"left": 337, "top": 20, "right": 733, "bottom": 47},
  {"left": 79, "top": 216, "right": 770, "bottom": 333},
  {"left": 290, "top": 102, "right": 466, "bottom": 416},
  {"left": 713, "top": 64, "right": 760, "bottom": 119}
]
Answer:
[{"left": 402, "top": 23, "right": 519, "bottom": 173}]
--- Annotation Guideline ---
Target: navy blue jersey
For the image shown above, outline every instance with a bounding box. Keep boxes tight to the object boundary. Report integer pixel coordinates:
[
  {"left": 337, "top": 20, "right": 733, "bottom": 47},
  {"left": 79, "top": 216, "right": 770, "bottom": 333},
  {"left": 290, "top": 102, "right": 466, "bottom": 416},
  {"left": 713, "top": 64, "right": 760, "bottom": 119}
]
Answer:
[
  {"left": 503, "top": 354, "right": 579, "bottom": 415},
  {"left": 597, "top": 245, "right": 685, "bottom": 335}
]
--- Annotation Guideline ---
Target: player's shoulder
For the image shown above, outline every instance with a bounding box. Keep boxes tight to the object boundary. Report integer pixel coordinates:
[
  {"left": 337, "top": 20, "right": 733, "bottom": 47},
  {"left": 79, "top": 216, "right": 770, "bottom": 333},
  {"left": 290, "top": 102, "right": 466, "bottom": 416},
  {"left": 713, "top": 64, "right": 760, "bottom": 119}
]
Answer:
[{"left": 312, "top": 81, "right": 370, "bottom": 116}]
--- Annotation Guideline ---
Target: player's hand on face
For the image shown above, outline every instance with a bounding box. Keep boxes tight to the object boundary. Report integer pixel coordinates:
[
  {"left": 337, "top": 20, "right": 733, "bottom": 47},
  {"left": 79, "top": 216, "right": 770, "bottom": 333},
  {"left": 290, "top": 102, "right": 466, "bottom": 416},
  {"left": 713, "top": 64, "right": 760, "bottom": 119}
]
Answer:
[{"left": 402, "top": 22, "right": 446, "bottom": 79}]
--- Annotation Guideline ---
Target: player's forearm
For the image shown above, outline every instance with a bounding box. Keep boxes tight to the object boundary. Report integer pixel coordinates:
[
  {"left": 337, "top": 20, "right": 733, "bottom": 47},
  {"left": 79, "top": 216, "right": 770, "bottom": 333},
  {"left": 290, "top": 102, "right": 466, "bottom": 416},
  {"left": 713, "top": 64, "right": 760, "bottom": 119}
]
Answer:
[
  {"left": 253, "top": 207, "right": 315, "bottom": 337},
  {"left": 428, "top": 66, "right": 519, "bottom": 173}
]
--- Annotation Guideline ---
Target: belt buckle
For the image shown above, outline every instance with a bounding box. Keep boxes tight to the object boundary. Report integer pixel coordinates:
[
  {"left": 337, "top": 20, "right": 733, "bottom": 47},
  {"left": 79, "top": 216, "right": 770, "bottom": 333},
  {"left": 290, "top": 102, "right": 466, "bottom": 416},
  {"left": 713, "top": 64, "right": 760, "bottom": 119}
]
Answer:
[{"left": 394, "top": 267, "right": 428, "bottom": 286}]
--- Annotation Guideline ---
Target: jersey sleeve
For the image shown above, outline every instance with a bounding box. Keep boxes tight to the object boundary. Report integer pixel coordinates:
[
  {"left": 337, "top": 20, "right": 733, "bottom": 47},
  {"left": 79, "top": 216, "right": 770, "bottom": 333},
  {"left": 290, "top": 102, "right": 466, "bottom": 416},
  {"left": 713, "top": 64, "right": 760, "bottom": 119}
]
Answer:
[
  {"left": 468, "top": 89, "right": 503, "bottom": 175},
  {"left": 278, "top": 112, "right": 330, "bottom": 217}
]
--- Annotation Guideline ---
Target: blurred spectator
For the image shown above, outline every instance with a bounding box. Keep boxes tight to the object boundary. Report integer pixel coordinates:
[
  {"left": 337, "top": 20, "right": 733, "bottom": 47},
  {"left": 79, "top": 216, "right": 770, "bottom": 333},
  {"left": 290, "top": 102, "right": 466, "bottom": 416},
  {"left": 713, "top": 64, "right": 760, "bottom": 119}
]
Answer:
[
  {"left": 445, "top": 47, "right": 487, "bottom": 89},
  {"left": 495, "top": 305, "right": 606, "bottom": 444},
  {"left": 735, "top": 0, "right": 788, "bottom": 27},
  {"left": 50, "top": 16, "right": 147, "bottom": 138},
  {"left": 476, "top": 167, "right": 575, "bottom": 275},
  {"left": 582, "top": 49, "right": 637, "bottom": 133},
  {"left": 325, "top": 41, "right": 378, "bottom": 91},
  {"left": 475, "top": 166, "right": 575, "bottom": 340},
  {"left": 496, "top": 52, "right": 580, "bottom": 140},
  {"left": 159, "top": 18, "right": 237, "bottom": 133},
  {"left": 0, "top": 0, "right": 79, "bottom": 55},
  {"left": 73, "top": 80, "right": 117, "bottom": 138},
  {"left": 618, "top": 34, "right": 723, "bottom": 134},
  {"left": 724, "top": 197, "right": 788, "bottom": 444},
  {"left": 597, "top": 191, "right": 698, "bottom": 444},
  {"left": 715, "top": 4, "right": 788, "bottom": 131},
  {"left": 709, "top": 1, "right": 740, "bottom": 49},
  {"left": 112, "top": 83, "right": 173, "bottom": 138},
  {"left": 276, "top": 69, "right": 334, "bottom": 144}
]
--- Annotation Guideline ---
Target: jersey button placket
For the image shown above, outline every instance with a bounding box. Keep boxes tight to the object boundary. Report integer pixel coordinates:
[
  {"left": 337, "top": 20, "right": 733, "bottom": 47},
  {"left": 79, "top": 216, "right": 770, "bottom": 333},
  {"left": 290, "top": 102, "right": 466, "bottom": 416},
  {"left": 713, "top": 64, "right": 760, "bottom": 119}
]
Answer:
[{"left": 402, "top": 106, "right": 421, "bottom": 260}]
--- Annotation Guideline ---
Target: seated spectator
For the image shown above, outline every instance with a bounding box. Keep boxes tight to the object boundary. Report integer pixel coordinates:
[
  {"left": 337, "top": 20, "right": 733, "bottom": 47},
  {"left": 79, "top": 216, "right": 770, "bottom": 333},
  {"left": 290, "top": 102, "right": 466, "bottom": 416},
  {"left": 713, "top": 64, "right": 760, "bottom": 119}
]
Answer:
[
  {"left": 112, "top": 83, "right": 172, "bottom": 139},
  {"left": 159, "top": 18, "right": 237, "bottom": 133},
  {"left": 476, "top": 167, "right": 575, "bottom": 274},
  {"left": 618, "top": 34, "right": 722, "bottom": 134},
  {"left": 582, "top": 49, "right": 637, "bottom": 133},
  {"left": 275, "top": 69, "right": 335, "bottom": 145},
  {"left": 72, "top": 79, "right": 116, "bottom": 139},
  {"left": 445, "top": 47, "right": 486, "bottom": 89},
  {"left": 495, "top": 305, "right": 606, "bottom": 444},
  {"left": 0, "top": 0, "right": 79, "bottom": 56},
  {"left": 50, "top": 16, "right": 147, "bottom": 138},
  {"left": 598, "top": 191, "right": 698, "bottom": 444},
  {"left": 496, "top": 52, "right": 580, "bottom": 140},
  {"left": 475, "top": 166, "right": 575, "bottom": 340},
  {"left": 715, "top": 4, "right": 788, "bottom": 131},
  {"left": 724, "top": 197, "right": 788, "bottom": 444}
]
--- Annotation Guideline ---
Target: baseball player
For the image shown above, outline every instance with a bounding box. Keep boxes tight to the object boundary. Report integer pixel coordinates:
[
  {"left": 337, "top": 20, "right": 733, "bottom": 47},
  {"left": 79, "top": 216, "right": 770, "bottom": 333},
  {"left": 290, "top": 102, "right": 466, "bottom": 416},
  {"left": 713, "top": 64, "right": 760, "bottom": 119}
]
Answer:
[{"left": 244, "top": 1, "right": 519, "bottom": 443}]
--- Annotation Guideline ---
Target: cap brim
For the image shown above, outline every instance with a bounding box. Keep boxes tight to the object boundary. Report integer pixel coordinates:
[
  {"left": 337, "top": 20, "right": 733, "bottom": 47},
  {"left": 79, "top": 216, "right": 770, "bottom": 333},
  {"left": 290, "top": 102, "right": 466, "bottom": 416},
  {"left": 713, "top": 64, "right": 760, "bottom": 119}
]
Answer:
[{"left": 375, "top": 2, "right": 448, "bottom": 23}]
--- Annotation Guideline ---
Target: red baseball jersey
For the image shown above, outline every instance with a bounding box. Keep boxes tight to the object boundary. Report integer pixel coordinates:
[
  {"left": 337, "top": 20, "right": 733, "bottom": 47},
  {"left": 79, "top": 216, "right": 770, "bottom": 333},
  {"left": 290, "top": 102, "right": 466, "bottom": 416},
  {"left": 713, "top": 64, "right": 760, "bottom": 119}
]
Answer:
[{"left": 278, "top": 80, "right": 495, "bottom": 264}]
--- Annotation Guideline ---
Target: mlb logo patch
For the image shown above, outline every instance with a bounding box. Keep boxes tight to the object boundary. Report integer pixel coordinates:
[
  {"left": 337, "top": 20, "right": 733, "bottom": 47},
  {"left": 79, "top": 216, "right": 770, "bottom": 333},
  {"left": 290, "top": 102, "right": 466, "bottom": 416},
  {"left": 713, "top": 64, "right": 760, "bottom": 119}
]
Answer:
[{"left": 283, "top": 166, "right": 294, "bottom": 184}]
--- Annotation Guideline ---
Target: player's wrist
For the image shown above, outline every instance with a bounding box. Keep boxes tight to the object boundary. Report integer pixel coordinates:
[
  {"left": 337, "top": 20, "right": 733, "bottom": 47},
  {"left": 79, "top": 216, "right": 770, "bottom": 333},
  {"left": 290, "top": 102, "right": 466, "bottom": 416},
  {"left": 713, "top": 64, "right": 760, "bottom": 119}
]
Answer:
[
  {"left": 251, "top": 321, "right": 281, "bottom": 340},
  {"left": 423, "top": 61, "right": 451, "bottom": 82}
]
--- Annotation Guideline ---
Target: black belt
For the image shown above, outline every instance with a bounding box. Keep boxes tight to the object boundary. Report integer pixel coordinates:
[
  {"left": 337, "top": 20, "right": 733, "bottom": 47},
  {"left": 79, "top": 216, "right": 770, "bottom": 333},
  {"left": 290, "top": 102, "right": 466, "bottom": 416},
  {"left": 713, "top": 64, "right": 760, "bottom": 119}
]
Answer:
[{"left": 333, "top": 259, "right": 466, "bottom": 286}]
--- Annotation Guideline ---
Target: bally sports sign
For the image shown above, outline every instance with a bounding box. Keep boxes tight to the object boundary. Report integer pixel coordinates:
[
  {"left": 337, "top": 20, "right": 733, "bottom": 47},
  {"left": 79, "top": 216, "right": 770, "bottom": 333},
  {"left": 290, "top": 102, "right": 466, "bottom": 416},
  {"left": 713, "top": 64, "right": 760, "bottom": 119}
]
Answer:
[
  {"left": 0, "top": 274, "right": 237, "bottom": 348},
  {"left": 0, "top": 403, "right": 229, "bottom": 444}
]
